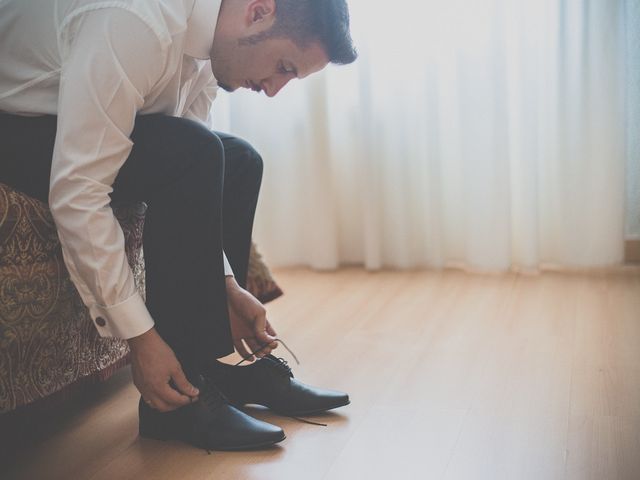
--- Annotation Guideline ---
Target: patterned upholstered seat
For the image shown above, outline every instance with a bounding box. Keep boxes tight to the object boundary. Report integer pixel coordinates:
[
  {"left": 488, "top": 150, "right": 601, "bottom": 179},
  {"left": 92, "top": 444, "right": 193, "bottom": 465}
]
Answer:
[{"left": 0, "top": 182, "right": 281, "bottom": 413}]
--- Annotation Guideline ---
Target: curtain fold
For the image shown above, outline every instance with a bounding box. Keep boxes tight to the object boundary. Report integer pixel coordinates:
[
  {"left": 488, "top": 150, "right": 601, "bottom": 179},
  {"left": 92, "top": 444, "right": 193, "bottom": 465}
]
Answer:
[{"left": 213, "top": 0, "right": 634, "bottom": 272}]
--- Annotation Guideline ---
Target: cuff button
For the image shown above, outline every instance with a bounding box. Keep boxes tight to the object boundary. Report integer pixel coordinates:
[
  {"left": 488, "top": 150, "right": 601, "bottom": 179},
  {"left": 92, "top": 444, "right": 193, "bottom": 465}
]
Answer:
[{"left": 95, "top": 317, "right": 106, "bottom": 327}]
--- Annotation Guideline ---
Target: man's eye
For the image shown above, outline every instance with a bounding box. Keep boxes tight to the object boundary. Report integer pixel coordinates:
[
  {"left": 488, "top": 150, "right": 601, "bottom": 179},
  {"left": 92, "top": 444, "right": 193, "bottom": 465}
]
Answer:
[{"left": 279, "top": 63, "right": 293, "bottom": 75}]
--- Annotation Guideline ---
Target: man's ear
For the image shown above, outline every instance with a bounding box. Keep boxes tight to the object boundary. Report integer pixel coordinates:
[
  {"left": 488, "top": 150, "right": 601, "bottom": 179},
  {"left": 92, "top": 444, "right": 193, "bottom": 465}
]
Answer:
[{"left": 245, "top": 0, "right": 276, "bottom": 26}]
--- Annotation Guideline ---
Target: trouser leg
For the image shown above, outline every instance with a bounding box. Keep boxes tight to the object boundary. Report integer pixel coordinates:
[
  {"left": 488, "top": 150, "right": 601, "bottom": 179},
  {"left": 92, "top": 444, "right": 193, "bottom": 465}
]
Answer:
[
  {"left": 0, "top": 113, "right": 58, "bottom": 203},
  {"left": 216, "top": 132, "right": 264, "bottom": 290},
  {"left": 0, "top": 113, "right": 235, "bottom": 376},
  {"left": 112, "top": 115, "right": 234, "bottom": 372}
]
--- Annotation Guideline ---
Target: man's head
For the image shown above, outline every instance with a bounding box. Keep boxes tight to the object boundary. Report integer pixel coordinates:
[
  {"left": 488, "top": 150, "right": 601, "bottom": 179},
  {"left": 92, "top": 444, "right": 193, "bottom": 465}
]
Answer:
[{"left": 210, "top": 0, "right": 357, "bottom": 97}]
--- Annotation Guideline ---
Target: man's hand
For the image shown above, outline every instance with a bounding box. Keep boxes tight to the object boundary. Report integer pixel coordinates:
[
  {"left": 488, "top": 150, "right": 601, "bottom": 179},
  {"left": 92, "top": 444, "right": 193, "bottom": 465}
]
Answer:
[
  {"left": 127, "top": 328, "right": 200, "bottom": 412},
  {"left": 226, "top": 276, "right": 278, "bottom": 361}
]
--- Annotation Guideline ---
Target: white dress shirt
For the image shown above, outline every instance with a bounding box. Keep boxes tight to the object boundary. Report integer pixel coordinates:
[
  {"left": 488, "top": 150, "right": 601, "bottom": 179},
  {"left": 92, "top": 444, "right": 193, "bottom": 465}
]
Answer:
[{"left": 0, "top": 0, "right": 233, "bottom": 339}]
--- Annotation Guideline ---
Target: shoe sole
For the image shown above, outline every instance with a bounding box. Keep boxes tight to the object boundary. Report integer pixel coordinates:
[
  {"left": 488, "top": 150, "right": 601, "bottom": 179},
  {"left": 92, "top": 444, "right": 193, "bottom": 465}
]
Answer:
[
  {"left": 139, "top": 430, "right": 286, "bottom": 451},
  {"left": 205, "top": 434, "right": 286, "bottom": 452},
  {"left": 239, "top": 399, "right": 351, "bottom": 417}
]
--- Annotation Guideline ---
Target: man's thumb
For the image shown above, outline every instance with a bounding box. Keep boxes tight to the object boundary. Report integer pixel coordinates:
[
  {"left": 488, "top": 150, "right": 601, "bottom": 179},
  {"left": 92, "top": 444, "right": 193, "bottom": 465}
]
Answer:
[{"left": 171, "top": 368, "right": 199, "bottom": 397}]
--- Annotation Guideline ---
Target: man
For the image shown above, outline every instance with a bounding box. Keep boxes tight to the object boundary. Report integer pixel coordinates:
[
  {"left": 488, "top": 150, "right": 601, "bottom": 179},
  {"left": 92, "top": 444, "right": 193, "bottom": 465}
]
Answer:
[{"left": 0, "top": 0, "right": 357, "bottom": 451}]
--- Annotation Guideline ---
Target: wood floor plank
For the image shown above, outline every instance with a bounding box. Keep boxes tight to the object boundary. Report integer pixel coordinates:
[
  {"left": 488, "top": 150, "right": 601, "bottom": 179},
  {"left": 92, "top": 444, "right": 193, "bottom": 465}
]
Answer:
[
  {"left": 2, "top": 267, "right": 639, "bottom": 480},
  {"left": 565, "top": 415, "right": 640, "bottom": 480}
]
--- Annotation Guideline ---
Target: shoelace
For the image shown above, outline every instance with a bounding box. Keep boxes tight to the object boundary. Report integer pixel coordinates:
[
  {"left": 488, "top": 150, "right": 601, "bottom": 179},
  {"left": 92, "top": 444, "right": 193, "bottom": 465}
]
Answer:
[
  {"left": 232, "top": 339, "right": 327, "bottom": 427},
  {"left": 233, "top": 338, "right": 300, "bottom": 367},
  {"left": 269, "top": 356, "right": 293, "bottom": 377}
]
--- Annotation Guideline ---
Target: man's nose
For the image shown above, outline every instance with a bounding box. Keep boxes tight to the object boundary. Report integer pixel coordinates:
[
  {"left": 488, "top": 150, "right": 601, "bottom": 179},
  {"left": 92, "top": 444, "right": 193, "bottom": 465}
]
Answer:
[{"left": 263, "top": 75, "right": 292, "bottom": 98}]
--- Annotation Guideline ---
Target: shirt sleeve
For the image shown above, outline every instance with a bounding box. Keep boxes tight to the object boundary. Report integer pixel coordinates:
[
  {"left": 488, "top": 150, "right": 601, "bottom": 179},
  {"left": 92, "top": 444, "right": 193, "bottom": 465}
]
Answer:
[
  {"left": 183, "top": 70, "right": 218, "bottom": 129},
  {"left": 183, "top": 72, "right": 234, "bottom": 277},
  {"left": 49, "top": 9, "right": 168, "bottom": 339}
]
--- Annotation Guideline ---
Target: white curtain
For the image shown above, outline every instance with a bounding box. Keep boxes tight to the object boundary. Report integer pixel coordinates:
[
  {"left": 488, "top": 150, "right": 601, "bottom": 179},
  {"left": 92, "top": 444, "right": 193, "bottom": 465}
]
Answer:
[
  {"left": 627, "top": 0, "right": 640, "bottom": 241},
  {"left": 213, "top": 0, "right": 634, "bottom": 273}
]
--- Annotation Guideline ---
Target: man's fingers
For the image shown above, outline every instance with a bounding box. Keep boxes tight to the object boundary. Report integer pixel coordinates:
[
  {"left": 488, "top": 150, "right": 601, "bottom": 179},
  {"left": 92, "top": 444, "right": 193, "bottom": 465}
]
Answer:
[
  {"left": 160, "top": 382, "right": 193, "bottom": 408},
  {"left": 234, "top": 339, "right": 255, "bottom": 362},
  {"left": 170, "top": 368, "right": 200, "bottom": 398},
  {"left": 146, "top": 395, "right": 173, "bottom": 412},
  {"left": 255, "top": 322, "right": 277, "bottom": 346},
  {"left": 246, "top": 337, "right": 266, "bottom": 358},
  {"left": 265, "top": 320, "right": 277, "bottom": 337}
]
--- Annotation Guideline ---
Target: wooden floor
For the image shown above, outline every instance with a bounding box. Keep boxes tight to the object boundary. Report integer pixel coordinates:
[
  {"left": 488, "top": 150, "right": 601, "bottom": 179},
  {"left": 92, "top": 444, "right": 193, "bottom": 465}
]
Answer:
[{"left": 3, "top": 267, "right": 640, "bottom": 480}]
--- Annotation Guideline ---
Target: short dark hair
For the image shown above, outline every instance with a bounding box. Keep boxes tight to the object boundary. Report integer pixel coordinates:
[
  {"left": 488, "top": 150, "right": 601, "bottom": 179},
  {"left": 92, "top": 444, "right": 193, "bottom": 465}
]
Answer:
[{"left": 245, "top": 0, "right": 357, "bottom": 65}]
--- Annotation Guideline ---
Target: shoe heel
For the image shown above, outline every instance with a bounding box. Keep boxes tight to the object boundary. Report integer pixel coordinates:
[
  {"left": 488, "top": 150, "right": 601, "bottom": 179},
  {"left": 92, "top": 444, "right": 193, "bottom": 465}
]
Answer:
[
  {"left": 139, "top": 420, "right": 173, "bottom": 441},
  {"left": 138, "top": 401, "right": 177, "bottom": 441}
]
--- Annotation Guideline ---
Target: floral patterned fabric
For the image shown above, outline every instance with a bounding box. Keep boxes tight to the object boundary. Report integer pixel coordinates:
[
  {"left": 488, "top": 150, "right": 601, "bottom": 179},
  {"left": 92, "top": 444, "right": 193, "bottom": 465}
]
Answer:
[
  {"left": 247, "top": 242, "right": 284, "bottom": 304},
  {"left": 0, "top": 182, "right": 282, "bottom": 413}
]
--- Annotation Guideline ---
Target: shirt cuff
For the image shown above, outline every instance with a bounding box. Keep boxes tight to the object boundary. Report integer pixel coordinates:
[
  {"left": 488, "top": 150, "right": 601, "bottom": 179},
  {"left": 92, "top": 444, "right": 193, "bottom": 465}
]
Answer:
[
  {"left": 88, "top": 291, "right": 155, "bottom": 339},
  {"left": 223, "top": 251, "right": 234, "bottom": 277}
]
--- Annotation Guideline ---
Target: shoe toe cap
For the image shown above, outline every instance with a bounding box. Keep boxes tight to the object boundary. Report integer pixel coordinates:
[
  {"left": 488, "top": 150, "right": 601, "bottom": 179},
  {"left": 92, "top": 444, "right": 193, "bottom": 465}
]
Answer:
[
  {"left": 203, "top": 404, "right": 285, "bottom": 450},
  {"left": 283, "top": 381, "right": 350, "bottom": 415}
]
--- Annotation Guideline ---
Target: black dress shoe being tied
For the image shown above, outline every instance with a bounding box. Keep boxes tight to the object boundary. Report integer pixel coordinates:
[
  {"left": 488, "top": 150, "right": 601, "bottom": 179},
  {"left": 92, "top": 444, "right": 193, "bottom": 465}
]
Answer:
[
  {"left": 138, "top": 374, "right": 285, "bottom": 451},
  {"left": 204, "top": 355, "right": 351, "bottom": 417}
]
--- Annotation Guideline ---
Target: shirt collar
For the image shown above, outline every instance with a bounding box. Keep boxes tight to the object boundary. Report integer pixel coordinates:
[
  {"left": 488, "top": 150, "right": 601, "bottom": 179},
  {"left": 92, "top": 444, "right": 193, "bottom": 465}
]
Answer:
[{"left": 184, "top": 0, "right": 222, "bottom": 59}]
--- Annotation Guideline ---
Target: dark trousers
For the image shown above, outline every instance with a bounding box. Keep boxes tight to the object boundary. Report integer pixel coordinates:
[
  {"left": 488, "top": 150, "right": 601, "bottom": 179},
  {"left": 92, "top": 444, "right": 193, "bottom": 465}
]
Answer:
[{"left": 0, "top": 113, "right": 263, "bottom": 376}]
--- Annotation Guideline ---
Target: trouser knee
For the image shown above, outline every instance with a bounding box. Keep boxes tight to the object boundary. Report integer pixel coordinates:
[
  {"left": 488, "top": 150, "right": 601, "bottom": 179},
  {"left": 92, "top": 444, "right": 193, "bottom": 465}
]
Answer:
[
  {"left": 241, "top": 143, "right": 264, "bottom": 183},
  {"left": 219, "top": 134, "right": 263, "bottom": 187},
  {"left": 114, "top": 115, "right": 226, "bottom": 203}
]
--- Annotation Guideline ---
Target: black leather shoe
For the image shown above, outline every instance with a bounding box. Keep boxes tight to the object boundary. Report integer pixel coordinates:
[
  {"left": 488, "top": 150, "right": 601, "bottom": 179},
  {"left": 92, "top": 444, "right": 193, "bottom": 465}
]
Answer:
[
  {"left": 204, "top": 355, "right": 350, "bottom": 416},
  {"left": 138, "top": 374, "right": 285, "bottom": 451}
]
